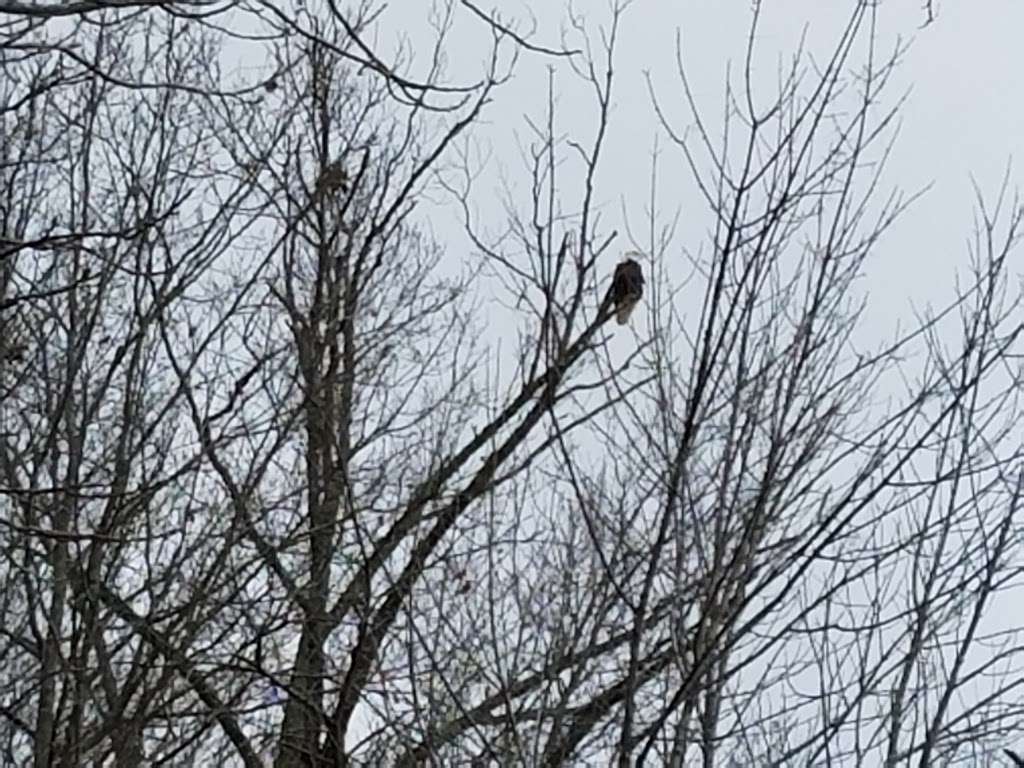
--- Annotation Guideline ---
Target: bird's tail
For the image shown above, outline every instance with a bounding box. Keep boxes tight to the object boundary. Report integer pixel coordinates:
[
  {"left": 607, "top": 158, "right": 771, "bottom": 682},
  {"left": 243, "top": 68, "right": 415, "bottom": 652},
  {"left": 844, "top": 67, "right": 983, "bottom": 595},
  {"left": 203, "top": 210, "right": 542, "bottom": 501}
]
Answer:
[{"left": 616, "top": 299, "right": 638, "bottom": 325}]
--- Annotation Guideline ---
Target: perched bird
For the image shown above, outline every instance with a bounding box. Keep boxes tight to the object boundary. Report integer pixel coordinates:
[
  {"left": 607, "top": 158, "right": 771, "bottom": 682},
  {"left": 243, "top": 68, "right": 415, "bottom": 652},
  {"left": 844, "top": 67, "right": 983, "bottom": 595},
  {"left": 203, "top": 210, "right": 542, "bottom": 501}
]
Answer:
[
  {"left": 1005, "top": 749, "right": 1024, "bottom": 767},
  {"left": 603, "top": 253, "right": 645, "bottom": 325}
]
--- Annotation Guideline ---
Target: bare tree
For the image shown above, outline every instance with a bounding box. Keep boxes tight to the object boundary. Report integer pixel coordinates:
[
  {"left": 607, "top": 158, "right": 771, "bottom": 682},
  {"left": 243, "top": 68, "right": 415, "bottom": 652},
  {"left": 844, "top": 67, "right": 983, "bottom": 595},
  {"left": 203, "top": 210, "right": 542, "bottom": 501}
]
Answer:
[{"left": 2, "top": 1, "right": 1023, "bottom": 767}]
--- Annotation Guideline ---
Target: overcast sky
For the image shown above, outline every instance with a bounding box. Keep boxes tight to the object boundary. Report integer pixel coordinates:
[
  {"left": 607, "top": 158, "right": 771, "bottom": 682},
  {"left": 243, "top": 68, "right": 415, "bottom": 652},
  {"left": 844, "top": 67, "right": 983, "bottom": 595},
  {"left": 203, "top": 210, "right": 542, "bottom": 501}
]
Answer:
[
  {"left": 370, "top": 1, "right": 1024, "bottom": 335},
  {"left": 364, "top": 5, "right": 1024, "bottom": 757}
]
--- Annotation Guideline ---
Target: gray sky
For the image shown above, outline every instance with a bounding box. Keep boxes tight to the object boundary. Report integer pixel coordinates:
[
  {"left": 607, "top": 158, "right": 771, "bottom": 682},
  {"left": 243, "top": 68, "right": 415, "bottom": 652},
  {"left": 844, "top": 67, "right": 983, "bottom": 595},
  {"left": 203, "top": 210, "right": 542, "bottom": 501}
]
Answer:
[{"left": 379, "top": 1, "right": 1024, "bottom": 326}]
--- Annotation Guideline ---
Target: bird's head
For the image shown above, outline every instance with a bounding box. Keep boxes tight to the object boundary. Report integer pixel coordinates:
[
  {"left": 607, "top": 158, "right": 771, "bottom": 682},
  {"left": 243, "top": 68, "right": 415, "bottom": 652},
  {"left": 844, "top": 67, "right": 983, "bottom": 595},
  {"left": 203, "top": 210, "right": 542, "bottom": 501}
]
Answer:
[{"left": 620, "top": 251, "right": 645, "bottom": 284}]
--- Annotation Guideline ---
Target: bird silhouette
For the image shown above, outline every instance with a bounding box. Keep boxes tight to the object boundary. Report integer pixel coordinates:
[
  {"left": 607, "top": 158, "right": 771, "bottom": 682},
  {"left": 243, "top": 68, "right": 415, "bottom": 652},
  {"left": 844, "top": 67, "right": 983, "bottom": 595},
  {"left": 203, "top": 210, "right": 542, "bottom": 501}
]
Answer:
[{"left": 603, "top": 254, "right": 644, "bottom": 325}]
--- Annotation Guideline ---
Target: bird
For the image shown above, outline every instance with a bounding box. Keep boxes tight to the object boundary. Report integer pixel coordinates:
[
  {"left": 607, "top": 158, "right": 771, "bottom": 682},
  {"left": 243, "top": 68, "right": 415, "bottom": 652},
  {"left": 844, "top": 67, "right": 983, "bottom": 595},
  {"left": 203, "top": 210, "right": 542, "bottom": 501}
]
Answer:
[
  {"left": 603, "top": 253, "right": 645, "bottom": 325},
  {"left": 1005, "top": 749, "right": 1024, "bottom": 767}
]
